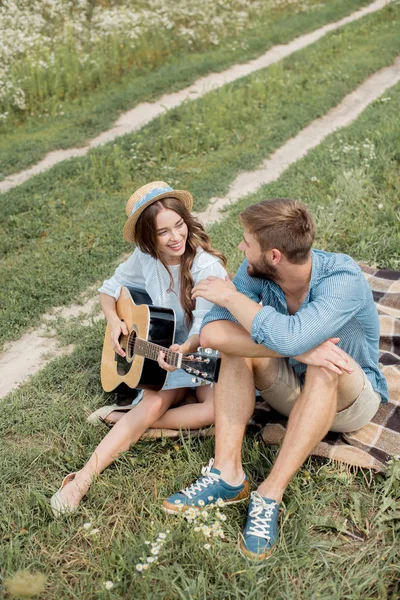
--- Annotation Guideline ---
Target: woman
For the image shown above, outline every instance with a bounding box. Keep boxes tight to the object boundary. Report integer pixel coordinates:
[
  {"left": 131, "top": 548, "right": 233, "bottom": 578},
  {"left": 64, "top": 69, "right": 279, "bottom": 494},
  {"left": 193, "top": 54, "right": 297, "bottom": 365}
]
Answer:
[{"left": 50, "top": 181, "right": 227, "bottom": 516}]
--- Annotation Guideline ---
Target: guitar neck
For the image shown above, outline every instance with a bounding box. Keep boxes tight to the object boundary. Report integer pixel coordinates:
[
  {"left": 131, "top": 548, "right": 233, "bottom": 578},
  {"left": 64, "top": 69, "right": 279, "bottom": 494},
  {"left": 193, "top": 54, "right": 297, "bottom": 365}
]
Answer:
[{"left": 130, "top": 337, "right": 182, "bottom": 368}]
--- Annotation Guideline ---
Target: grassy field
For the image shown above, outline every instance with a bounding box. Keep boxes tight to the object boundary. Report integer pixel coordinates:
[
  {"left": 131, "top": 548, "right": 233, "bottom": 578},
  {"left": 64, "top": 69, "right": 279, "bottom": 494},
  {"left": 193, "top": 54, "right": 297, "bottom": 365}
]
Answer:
[
  {"left": 209, "top": 82, "right": 400, "bottom": 272},
  {"left": 0, "top": 0, "right": 371, "bottom": 178},
  {"left": 1, "top": 1, "right": 400, "bottom": 349},
  {"left": 1, "top": 56, "right": 400, "bottom": 600}
]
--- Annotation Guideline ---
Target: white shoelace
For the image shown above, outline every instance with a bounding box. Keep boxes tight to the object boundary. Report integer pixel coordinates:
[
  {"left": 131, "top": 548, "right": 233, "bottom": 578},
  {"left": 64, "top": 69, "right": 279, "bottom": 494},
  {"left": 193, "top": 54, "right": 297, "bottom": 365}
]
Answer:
[
  {"left": 246, "top": 492, "right": 277, "bottom": 540},
  {"left": 181, "top": 459, "right": 220, "bottom": 500}
]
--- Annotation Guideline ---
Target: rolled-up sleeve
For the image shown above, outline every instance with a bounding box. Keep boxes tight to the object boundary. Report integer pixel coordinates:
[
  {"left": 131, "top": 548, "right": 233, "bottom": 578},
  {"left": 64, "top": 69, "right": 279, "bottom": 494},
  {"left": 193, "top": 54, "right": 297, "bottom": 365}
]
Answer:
[
  {"left": 188, "top": 260, "right": 228, "bottom": 337},
  {"left": 250, "top": 273, "right": 365, "bottom": 356},
  {"left": 201, "top": 259, "right": 263, "bottom": 332},
  {"left": 98, "top": 249, "right": 146, "bottom": 300}
]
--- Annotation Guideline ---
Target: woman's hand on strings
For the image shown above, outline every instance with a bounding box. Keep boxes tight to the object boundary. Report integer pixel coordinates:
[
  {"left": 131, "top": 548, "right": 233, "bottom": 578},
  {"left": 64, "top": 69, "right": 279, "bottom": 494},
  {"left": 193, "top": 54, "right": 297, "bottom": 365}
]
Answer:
[
  {"left": 158, "top": 343, "right": 182, "bottom": 372},
  {"left": 110, "top": 319, "right": 128, "bottom": 357}
]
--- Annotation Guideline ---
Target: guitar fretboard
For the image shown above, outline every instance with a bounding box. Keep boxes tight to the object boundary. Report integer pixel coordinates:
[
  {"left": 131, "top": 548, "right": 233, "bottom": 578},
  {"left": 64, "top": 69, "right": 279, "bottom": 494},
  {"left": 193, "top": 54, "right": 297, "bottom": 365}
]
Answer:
[{"left": 128, "top": 336, "right": 180, "bottom": 367}]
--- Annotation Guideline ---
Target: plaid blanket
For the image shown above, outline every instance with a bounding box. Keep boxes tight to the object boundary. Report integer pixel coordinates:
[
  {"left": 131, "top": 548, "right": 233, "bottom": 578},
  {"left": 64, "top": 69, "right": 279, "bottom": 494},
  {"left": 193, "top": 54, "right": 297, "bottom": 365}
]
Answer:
[{"left": 143, "top": 266, "right": 400, "bottom": 472}]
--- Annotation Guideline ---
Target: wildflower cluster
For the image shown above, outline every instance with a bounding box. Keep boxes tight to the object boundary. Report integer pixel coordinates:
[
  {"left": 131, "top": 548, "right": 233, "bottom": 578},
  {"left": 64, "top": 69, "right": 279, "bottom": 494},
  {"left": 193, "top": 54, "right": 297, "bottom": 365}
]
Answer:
[
  {"left": 0, "top": 0, "right": 315, "bottom": 122},
  {"left": 328, "top": 137, "right": 377, "bottom": 168},
  {"left": 136, "top": 530, "right": 170, "bottom": 573},
  {"left": 181, "top": 497, "right": 228, "bottom": 549},
  {"left": 82, "top": 521, "right": 100, "bottom": 536}
]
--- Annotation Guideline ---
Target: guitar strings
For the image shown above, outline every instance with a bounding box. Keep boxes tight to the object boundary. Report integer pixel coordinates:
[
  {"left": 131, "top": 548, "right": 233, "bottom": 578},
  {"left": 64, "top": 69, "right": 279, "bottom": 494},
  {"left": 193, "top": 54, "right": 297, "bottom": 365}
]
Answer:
[{"left": 128, "top": 335, "right": 180, "bottom": 366}]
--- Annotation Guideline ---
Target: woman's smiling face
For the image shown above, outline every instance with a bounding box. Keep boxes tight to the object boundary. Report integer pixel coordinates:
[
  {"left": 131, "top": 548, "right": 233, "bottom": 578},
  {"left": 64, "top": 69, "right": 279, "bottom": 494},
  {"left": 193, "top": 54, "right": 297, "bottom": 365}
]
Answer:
[{"left": 155, "top": 208, "right": 188, "bottom": 265}]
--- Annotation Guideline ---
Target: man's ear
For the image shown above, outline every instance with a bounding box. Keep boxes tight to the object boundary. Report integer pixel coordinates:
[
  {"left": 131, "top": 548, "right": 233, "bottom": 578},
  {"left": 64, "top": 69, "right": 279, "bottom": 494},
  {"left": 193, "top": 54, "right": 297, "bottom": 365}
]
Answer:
[{"left": 271, "top": 248, "right": 282, "bottom": 264}]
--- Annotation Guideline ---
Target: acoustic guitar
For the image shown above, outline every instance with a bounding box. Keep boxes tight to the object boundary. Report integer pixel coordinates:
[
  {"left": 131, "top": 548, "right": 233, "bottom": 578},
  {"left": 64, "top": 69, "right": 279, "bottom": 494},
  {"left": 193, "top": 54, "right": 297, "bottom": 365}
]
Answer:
[{"left": 101, "top": 286, "right": 221, "bottom": 392}]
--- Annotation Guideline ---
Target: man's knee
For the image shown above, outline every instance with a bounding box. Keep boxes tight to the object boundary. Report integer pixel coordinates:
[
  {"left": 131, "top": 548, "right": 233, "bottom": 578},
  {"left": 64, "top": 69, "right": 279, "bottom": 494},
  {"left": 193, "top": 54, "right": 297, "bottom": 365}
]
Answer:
[
  {"left": 200, "top": 322, "right": 222, "bottom": 348},
  {"left": 253, "top": 357, "right": 280, "bottom": 391},
  {"left": 305, "top": 365, "right": 339, "bottom": 387}
]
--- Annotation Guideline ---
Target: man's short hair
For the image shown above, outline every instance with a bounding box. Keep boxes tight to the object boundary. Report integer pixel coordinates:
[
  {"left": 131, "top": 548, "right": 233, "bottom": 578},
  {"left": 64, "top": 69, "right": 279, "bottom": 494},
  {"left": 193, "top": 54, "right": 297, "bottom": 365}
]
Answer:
[{"left": 240, "top": 199, "right": 315, "bottom": 264}]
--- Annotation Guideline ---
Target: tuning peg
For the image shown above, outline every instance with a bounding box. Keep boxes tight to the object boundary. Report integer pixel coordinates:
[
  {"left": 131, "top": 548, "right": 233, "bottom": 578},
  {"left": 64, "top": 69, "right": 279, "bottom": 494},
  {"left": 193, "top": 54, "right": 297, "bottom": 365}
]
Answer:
[
  {"left": 194, "top": 370, "right": 200, "bottom": 376},
  {"left": 192, "top": 377, "right": 199, "bottom": 384},
  {"left": 202, "top": 372, "right": 208, "bottom": 379},
  {"left": 204, "top": 348, "right": 213, "bottom": 355},
  {"left": 187, "top": 367, "right": 193, "bottom": 373}
]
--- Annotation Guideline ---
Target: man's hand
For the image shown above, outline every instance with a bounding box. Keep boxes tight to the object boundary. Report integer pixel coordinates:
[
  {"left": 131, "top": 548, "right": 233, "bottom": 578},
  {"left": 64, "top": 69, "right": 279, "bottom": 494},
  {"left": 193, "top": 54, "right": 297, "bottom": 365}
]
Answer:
[
  {"left": 191, "top": 275, "right": 237, "bottom": 307},
  {"left": 294, "top": 338, "right": 353, "bottom": 375}
]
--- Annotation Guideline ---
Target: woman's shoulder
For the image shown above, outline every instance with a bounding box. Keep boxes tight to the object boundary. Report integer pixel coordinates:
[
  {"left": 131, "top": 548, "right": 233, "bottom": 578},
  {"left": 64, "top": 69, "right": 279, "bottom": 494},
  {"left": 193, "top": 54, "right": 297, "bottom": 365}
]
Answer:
[
  {"left": 191, "top": 247, "right": 224, "bottom": 274},
  {"left": 120, "top": 248, "right": 156, "bottom": 273},
  {"left": 128, "top": 247, "right": 153, "bottom": 264}
]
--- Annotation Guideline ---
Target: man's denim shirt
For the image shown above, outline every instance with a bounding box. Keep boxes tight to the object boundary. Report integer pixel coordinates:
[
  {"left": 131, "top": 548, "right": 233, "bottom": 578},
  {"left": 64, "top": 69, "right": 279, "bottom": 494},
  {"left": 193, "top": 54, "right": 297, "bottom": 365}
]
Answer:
[{"left": 201, "top": 249, "right": 388, "bottom": 402}]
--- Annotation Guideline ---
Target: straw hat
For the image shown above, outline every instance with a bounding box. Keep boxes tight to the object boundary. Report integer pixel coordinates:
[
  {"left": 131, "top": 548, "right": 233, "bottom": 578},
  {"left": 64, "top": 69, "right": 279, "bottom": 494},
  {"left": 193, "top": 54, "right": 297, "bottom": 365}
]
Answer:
[{"left": 123, "top": 181, "right": 193, "bottom": 243}]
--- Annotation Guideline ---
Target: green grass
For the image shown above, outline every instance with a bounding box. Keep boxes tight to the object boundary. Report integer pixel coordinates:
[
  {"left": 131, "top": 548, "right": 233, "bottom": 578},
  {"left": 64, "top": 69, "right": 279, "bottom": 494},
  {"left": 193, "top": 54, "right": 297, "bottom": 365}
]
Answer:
[
  {"left": 0, "top": 314, "right": 399, "bottom": 598},
  {"left": 0, "top": 0, "right": 371, "bottom": 179},
  {"left": 1, "top": 8, "right": 400, "bottom": 595},
  {"left": 1, "top": 3, "right": 400, "bottom": 349},
  {"left": 209, "top": 85, "right": 400, "bottom": 273}
]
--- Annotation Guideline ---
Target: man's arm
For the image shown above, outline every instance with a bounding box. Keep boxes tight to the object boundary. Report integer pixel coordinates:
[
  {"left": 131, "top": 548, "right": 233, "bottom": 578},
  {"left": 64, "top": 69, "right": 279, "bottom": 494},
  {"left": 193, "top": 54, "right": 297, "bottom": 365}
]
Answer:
[
  {"left": 200, "top": 320, "right": 282, "bottom": 358},
  {"left": 200, "top": 305, "right": 351, "bottom": 373},
  {"left": 194, "top": 271, "right": 364, "bottom": 357}
]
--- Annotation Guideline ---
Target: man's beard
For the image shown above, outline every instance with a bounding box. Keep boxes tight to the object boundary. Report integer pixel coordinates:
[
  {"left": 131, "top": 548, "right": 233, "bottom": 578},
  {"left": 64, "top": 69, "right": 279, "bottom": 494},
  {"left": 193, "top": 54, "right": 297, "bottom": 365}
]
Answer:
[{"left": 247, "top": 254, "right": 279, "bottom": 282}]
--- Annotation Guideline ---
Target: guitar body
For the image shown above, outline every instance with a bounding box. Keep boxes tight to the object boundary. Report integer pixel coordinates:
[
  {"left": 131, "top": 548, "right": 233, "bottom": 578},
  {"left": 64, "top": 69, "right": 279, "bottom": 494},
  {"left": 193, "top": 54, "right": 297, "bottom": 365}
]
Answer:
[{"left": 101, "top": 286, "right": 175, "bottom": 392}]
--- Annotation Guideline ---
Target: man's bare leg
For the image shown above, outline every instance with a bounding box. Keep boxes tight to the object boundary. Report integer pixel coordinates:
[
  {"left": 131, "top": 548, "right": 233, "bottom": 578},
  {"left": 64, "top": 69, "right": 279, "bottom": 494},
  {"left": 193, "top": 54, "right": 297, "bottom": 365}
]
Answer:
[
  {"left": 257, "top": 357, "right": 365, "bottom": 502},
  {"left": 212, "top": 353, "right": 279, "bottom": 485},
  {"left": 162, "top": 350, "right": 279, "bottom": 514}
]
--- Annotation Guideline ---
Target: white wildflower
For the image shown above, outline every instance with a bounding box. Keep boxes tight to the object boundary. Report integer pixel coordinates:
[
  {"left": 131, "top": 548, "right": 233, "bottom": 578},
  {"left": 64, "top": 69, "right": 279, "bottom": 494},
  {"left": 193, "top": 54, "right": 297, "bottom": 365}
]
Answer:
[
  {"left": 83, "top": 522, "right": 92, "bottom": 530},
  {"left": 103, "top": 581, "right": 114, "bottom": 590},
  {"left": 204, "top": 543, "right": 211, "bottom": 549}
]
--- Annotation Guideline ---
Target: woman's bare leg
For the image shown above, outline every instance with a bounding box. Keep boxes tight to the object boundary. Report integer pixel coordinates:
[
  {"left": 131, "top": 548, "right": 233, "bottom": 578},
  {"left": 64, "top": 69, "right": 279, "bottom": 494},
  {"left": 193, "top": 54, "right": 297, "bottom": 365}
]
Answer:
[
  {"left": 57, "top": 387, "right": 187, "bottom": 508},
  {"left": 150, "top": 384, "right": 214, "bottom": 430}
]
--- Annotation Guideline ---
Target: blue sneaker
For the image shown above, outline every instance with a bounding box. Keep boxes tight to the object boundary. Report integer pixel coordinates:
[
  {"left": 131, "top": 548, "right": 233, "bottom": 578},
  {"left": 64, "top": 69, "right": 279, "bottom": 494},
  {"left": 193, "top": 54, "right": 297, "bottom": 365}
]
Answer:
[
  {"left": 162, "top": 459, "right": 250, "bottom": 514},
  {"left": 240, "top": 491, "right": 279, "bottom": 560}
]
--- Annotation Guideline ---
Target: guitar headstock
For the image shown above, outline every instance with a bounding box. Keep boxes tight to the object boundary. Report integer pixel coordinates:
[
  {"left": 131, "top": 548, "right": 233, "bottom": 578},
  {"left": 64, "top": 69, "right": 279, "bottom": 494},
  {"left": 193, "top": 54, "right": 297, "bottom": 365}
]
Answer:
[{"left": 181, "top": 347, "right": 221, "bottom": 385}]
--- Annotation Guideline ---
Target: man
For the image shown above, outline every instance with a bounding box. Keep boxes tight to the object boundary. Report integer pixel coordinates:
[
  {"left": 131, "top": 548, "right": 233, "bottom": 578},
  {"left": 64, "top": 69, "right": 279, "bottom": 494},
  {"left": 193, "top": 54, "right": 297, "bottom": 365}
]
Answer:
[{"left": 162, "top": 199, "right": 388, "bottom": 560}]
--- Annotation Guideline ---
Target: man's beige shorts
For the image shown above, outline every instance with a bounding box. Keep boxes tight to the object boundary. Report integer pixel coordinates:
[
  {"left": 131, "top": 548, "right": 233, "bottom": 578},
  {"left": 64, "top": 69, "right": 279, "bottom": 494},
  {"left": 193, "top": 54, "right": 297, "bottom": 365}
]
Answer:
[{"left": 259, "top": 359, "right": 381, "bottom": 433}]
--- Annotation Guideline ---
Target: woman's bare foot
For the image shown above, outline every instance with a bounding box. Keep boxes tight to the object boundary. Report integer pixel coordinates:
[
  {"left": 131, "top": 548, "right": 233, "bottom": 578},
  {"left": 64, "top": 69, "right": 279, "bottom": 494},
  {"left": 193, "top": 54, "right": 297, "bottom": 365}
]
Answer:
[{"left": 57, "top": 471, "right": 92, "bottom": 509}]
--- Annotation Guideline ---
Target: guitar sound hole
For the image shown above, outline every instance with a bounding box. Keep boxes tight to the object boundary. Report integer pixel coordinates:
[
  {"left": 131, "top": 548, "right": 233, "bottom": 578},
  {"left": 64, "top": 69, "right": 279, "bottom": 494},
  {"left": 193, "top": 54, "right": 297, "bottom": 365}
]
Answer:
[
  {"left": 126, "top": 328, "right": 137, "bottom": 362},
  {"left": 115, "top": 327, "right": 133, "bottom": 376}
]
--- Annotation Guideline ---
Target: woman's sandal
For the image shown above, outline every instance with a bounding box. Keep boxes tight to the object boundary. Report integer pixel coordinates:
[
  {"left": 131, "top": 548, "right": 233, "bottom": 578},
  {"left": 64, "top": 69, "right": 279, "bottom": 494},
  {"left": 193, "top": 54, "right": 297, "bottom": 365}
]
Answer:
[
  {"left": 50, "top": 473, "right": 78, "bottom": 518},
  {"left": 86, "top": 404, "right": 134, "bottom": 426}
]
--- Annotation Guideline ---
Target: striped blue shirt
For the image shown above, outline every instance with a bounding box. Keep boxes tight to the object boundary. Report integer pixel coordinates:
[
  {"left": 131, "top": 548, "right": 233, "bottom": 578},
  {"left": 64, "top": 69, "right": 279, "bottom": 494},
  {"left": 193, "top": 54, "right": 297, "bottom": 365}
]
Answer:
[{"left": 202, "top": 249, "right": 388, "bottom": 402}]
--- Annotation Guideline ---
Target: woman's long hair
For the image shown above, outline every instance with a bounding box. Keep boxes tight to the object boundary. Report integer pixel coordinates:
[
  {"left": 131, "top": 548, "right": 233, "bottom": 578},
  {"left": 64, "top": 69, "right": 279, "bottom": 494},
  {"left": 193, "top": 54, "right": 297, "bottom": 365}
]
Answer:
[{"left": 134, "top": 197, "right": 227, "bottom": 328}]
